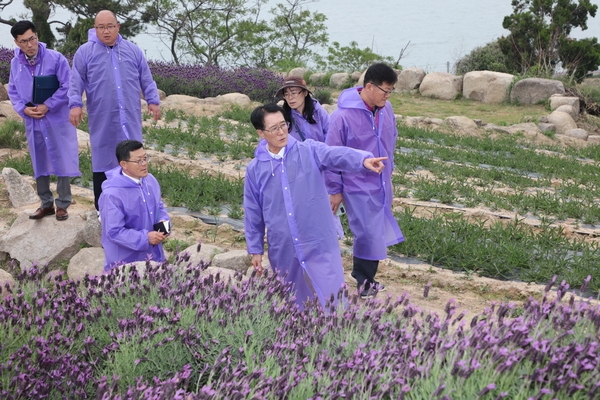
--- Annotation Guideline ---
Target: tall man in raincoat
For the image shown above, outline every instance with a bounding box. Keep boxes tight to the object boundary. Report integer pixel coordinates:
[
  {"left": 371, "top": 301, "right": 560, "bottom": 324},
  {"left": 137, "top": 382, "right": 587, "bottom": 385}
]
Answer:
[
  {"left": 99, "top": 140, "right": 169, "bottom": 272},
  {"left": 8, "top": 20, "right": 80, "bottom": 221},
  {"left": 325, "top": 63, "right": 405, "bottom": 299},
  {"left": 69, "top": 10, "right": 161, "bottom": 212},
  {"left": 244, "top": 103, "right": 388, "bottom": 308}
]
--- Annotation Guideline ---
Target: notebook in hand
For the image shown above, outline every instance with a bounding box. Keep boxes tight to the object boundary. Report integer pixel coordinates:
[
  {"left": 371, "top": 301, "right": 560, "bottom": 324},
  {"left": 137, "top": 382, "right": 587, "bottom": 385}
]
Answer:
[
  {"left": 32, "top": 75, "right": 60, "bottom": 104},
  {"left": 153, "top": 220, "right": 171, "bottom": 234}
]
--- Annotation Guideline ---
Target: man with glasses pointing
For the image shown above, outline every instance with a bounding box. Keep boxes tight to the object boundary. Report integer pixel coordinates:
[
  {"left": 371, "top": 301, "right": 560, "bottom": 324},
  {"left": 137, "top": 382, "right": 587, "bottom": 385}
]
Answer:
[
  {"left": 68, "top": 10, "right": 161, "bottom": 215},
  {"left": 8, "top": 20, "right": 80, "bottom": 221},
  {"left": 99, "top": 140, "right": 169, "bottom": 272}
]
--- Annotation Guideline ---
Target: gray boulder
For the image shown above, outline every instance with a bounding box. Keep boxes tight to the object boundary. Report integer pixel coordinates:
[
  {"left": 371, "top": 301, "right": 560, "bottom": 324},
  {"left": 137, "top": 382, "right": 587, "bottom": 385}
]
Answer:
[
  {"left": 444, "top": 116, "right": 478, "bottom": 131},
  {"left": 463, "top": 71, "right": 514, "bottom": 103},
  {"left": 2, "top": 168, "right": 39, "bottom": 207},
  {"left": 308, "top": 73, "right": 327, "bottom": 86},
  {"left": 555, "top": 104, "right": 578, "bottom": 121},
  {"left": 0, "top": 83, "right": 8, "bottom": 101},
  {"left": 215, "top": 93, "right": 252, "bottom": 106},
  {"left": 565, "top": 128, "right": 589, "bottom": 141},
  {"left": 179, "top": 242, "right": 223, "bottom": 267},
  {"left": 420, "top": 72, "right": 463, "bottom": 100},
  {"left": 547, "top": 111, "right": 577, "bottom": 135},
  {"left": 550, "top": 95, "right": 580, "bottom": 111},
  {"left": 0, "top": 100, "right": 20, "bottom": 119},
  {"left": 0, "top": 212, "right": 86, "bottom": 270},
  {"left": 510, "top": 78, "right": 565, "bottom": 104},
  {"left": 289, "top": 67, "right": 308, "bottom": 78},
  {"left": 212, "top": 249, "right": 251, "bottom": 272},
  {"left": 397, "top": 68, "right": 426, "bottom": 91},
  {"left": 588, "top": 135, "right": 600, "bottom": 144},
  {"left": 67, "top": 247, "right": 105, "bottom": 282},
  {"left": 0, "top": 268, "right": 14, "bottom": 298},
  {"left": 538, "top": 123, "right": 556, "bottom": 134},
  {"left": 82, "top": 211, "right": 102, "bottom": 247},
  {"left": 329, "top": 73, "right": 351, "bottom": 89}
]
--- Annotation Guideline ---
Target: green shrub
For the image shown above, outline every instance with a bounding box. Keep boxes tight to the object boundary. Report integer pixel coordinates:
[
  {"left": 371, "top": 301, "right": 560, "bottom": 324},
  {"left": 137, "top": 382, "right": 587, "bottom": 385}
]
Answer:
[
  {"left": 0, "top": 119, "right": 27, "bottom": 149},
  {"left": 454, "top": 40, "right": 509, "bottom": 75}
]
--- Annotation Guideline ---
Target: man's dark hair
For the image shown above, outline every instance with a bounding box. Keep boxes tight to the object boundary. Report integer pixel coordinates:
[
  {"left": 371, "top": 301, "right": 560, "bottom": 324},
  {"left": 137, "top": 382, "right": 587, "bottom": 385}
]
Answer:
[
  {"left": 11, "top": 21, "right": 37, "bottom": 39},
  {"left": 116, "top": 140, "right": 144, "bottom": 162},
  {"left": 250, "top": 103, "right": 289, "bottom": 130},
  {"left": 364, "top": 62, "right": 398, "bottom": 86}
]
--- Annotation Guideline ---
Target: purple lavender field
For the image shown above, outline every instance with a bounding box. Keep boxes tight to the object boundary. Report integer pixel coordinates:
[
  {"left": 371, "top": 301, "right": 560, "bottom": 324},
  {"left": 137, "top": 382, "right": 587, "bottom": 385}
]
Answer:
[{"left": 1, "top": 253, "right": 599, "bottom": 399}]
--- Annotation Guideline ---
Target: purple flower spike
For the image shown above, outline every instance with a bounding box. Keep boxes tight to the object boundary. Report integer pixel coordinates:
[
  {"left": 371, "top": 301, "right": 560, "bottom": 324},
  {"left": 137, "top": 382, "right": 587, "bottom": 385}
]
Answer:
[{"left": 424, "top": 282, "right": 432, "bottom": 298}]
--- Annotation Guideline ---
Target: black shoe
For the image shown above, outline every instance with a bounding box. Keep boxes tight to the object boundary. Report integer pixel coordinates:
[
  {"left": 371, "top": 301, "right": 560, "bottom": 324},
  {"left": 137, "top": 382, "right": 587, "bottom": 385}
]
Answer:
[
  {"left": 360, "top": 287, "right": 377, "bottom": 299},
  {"left": 374, "top": 281, "right": 386, "bottom": 292}
]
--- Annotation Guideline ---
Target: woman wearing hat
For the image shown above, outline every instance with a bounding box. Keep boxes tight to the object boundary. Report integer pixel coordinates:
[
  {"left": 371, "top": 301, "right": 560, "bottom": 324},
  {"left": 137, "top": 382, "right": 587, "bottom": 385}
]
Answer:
[{"left": 276, "top": 76, "right": 329, "bottom": 143}]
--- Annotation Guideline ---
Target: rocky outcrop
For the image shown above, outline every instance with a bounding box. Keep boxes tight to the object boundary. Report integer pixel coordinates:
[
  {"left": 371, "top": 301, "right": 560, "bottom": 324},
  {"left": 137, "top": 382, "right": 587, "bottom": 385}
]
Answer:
[
  {"left": 420, "top": 72, "right": 463, "bottom": 100},
  {"left": 212, "top": 249, "right": 251, "bottom": 272},
  {"left": 510, "top": 78, "right": 565, "bottom": 104},
  {"left": 329, "top": 73, "right": 351, "bottom": 89},
  {"left": 67, "top": 247, "right": 105, "bottom": 282},
  {"left": 2, "top": 167, "right": 38, "bottom": 207},
  {"left": 550, "top": 95, "right": 580, "bottom": 111},
  {"left": 462, "top": 71, "right": 514, "bottom": 103},
  {"left": 397, "top": 68, "right": 426, "bottom": 91},
  {"left": 0, "top": 83, "right": 8, "bottom": 101},
  {"left": 547, "top": 110, "right": 578, "bottom": 135}
]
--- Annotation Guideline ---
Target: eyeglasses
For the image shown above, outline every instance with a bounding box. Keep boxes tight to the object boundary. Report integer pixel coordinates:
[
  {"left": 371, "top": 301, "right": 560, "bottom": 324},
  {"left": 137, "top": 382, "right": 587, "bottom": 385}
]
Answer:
[
  {"left": 262, "top": 122, "right": 289, "bottom": 135},
  {"left": 123, "top": 156, "right": 151, "bottom": 166},
  {"left": 371, "top": 83, "right": 396, "bottom": 96},
  {"left": 17, "top": 35, "right": 38, "bottom": 46},
  {"left": 283, "top": 89, "right": 304, "bottom": 98},
  {"left": 95, "top": 24, "right": 118, "bottom": 32}
]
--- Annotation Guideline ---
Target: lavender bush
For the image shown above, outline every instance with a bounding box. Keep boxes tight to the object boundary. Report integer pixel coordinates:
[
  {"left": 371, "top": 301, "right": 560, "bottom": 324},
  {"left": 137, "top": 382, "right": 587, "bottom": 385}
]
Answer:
[
  {"left": 1, "top": 253, "right": 599, "bottom": 399},
  {"left": 148, "top": 62, "right": 283, "bottom": 102},
  {"left": 0, "top": 47, "right": 13, "bottom": 83}
]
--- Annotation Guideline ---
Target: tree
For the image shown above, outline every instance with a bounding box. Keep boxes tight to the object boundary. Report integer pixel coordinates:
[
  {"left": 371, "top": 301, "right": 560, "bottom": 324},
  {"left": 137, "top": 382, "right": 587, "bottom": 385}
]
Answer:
[
  {"left": 498, "top": 0, "right": 600, "bottom": 82},
  {"left": 0, "top": 0, "right": 57, "bottom": 48},
  {"left": 326, "top": 41, "right": 394, "bottom": 73},
  {"left": 454, "top": 40, "right": 509, "bottom": 75}
]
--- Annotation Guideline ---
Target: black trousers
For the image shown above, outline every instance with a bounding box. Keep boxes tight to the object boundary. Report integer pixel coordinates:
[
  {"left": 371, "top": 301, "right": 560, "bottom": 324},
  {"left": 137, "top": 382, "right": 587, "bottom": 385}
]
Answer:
[
  {"left": 351, "top": 256, "right": 379, "bottom": 290},
  {"left": 93, "top": 171, "right": 108, "bottom": 211}
]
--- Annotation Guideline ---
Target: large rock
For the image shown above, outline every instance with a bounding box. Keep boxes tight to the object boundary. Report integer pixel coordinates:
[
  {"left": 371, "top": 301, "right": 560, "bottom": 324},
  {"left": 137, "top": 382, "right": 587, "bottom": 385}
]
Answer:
[
  {"left": 463, "top": 71, "right": 514, "bottom": 103},
  {"left": 510, "top": 78, "right": 565, "bottom": 104},
  {"left": 0, "top": 268, "right": 14, "bottom": 299},
  {"left": 0, "top": 212, "right": 86, "bottom": 270},
  {"left": 77, "top": 129, "right": 90, "bottom": 151},
  {"left": 419, "top": 72, "right": 463, "bottom": 100},
  {"left": 211, "top": 249, "right": 250, "bottom": 272},
  {"left": 82, "top": 211, "right": 102, "bottom": 247},
  {"left": 0, "top": 100, "right": 20, "bottom": 119},
  {"left": 547, "top": 110, "right": 577, "bottom": 135},
  {"left": 2, "top": 168, "right": 39, "bottom": 207},
  {"left": 289, "top": 67, "right": 308, "bottom": 78},
  {"left": 0, "top": 83, "right": 8, "bottom": 101},
  {"left": 565, "top": 128, "right": 589, "bottom": 141},
  {"left": 550, "top": 95, "right": 580, "bottom": 111},
  {"left": 179, "top": 242, "right": 224, "bottom": 268},
  {"left": 329, "top": 73, "right": 351, "bottom": 89},
  {"left": 308, "top": 73, "right": 327, "bottom": 86},
  {"left": 555, "top": 104, "right": 578, "bottom": 121},
  {"left": 67, "top": 247, "right": 105, "bottom": 282},
  {"left": 444, "top": 116, "right": 478, "bottom": 131},
  {"left": 397, "top": 68, "right": 426, "bottom": 91},
  {"left": 215, "top": 93, "right": 251, "bottom": 106}
]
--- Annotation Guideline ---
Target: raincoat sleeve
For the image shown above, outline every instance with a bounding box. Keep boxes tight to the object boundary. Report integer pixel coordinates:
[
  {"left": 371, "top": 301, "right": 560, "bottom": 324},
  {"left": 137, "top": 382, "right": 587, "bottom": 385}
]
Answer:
[
  {"left": 243, "top": 167, "right": 265, "bottom": 255},
  {"left": 43, "top": 55, "right": 70, "bottom": 111},
  {"left": 69, "top": 51, "right": 86, "bottom": 109},
  {"left": 7, "top": 61, "right": 27, "bottom": 118},
  {"left": 309, "top": 140, "right": 372, "bottom": 173},
  {"left": 101, "top": 192, "right": 151, "bottom": 252},
  {"left": 137, "top": 53, "right": 159, "bottom": 105},
  {"left": 324, "top": 115, "right": 347, "bottom": 194},
  {"left": 316, "top": 103, "right": 330, "bottom": 141}
]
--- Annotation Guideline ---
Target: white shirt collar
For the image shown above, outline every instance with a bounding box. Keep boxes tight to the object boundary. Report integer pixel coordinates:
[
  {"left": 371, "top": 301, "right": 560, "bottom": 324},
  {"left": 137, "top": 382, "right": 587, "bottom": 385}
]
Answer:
[
  {"left": 268, "top": 146, "right": 285, "bottom": 159},
  {"left": 123, "top": 171, "right": 141, "bottom": 185}
]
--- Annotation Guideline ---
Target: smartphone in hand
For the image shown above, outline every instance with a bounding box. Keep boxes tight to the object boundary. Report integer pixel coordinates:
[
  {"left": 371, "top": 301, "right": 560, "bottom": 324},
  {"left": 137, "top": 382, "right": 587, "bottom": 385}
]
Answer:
[
  {"left": 336, "top": 203, "right": 346, "bottom": 216},
  {"left": 25, "top": 102, "right": 36, "bottom": 107}
]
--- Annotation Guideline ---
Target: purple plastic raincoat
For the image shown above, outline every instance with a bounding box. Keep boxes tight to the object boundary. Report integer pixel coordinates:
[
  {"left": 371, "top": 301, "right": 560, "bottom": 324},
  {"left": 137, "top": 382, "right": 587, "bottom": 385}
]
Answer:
[
  {"left": 69, "top": 29, "right": 160, "bottom": 172},
  {"left": 8, "top": 43, "right": 80, "bottom": 179},
  {"left": 325, "top": 87, "right": 404, "bottom": 261},
  {"left": 244, "top": 136, "right": 372, "bottom": 307},
  {"left": 289, "top": 99, "right": 329, "bottom": 142},
  {"left": 99, "top": 166, "right": 169, "bottom": 271}
]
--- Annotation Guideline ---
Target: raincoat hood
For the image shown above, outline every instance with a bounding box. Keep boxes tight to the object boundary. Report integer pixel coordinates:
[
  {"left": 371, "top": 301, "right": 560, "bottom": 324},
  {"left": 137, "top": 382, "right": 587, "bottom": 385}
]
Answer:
[
  {"left": 103, "top": 166, "right": 143, "bottom": 189},
  {"left": 336, "top": 87, "right": 370, "bottom": 111},
  {"left": 13, "top": 41, "right": 47, "bottom": 65},
  {"left": 86, "top": 28, "right": 123, "bottom": 46},
  {"left": 254, "top": 135, "right": 298, "bottom": 161}
]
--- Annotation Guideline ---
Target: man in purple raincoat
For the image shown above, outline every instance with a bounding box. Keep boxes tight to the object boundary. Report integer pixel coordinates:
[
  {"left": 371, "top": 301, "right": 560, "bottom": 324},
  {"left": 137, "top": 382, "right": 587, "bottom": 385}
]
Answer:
[
  {"left": 8, "top": 20, "right": 81, "bottom": 221},
  {"left": 99, "top": 140, "right": 169, "bottom": 272},
  {"left": 325, "top": 62, "right": 405, "bottom": 299},
  {"left": 68, "top": 10, "right": 161, "bottom": 212},
  {"left": 244, "top": 103, "right": 388, "bottom": 308}
]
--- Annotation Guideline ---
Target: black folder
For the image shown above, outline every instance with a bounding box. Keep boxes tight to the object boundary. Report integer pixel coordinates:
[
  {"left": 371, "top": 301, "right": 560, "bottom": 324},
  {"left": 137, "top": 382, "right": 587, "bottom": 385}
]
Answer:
[{"left": 32, "top": 75, "right": 60, "bottom": 104}]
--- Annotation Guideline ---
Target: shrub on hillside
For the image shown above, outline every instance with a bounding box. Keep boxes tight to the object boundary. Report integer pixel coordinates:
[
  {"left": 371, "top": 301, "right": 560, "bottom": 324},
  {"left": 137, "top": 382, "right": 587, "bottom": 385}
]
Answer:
[
  {"left": 0, "top": 46, "right": 13, "bottom": 83},
  {"left": 149, "top": 62, "right": 283, "bottom": 102},
  {"left": 1, "top": 254, "right": 599, "bottom": 399},
  {"left": 454, "top": 41, "right": 509, "bottom": 76}
]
